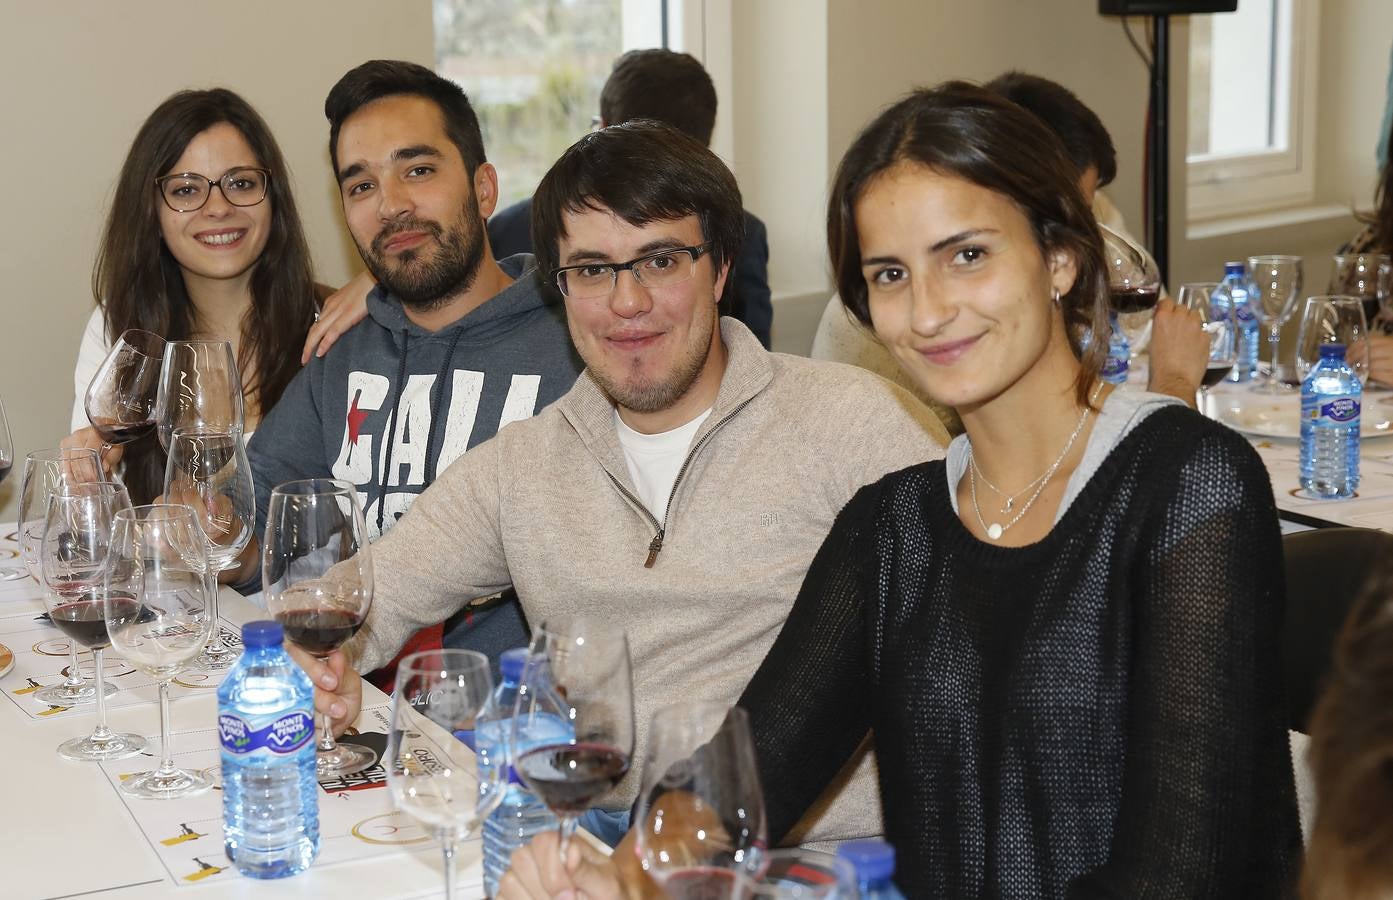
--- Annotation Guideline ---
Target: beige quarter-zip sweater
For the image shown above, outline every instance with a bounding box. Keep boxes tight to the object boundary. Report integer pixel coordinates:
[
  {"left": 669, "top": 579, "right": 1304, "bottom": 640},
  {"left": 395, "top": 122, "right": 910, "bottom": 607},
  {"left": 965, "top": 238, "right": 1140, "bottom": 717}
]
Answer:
[{"left": 351, "top": 318, "right": 949, "bottom": 843}]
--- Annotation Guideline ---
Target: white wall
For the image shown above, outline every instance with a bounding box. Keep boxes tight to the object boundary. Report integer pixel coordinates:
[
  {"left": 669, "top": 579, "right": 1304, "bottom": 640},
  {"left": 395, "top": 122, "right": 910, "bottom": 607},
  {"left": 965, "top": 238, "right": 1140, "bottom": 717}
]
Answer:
[{"left": 0, "top": 1, "right": 433, "bottom": 519}]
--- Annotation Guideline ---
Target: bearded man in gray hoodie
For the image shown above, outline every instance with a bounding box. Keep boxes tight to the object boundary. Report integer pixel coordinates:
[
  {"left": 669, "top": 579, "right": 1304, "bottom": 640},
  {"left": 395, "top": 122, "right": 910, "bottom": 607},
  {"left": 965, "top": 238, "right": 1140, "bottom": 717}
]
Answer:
[
  {"left": 295, "top": 121, "right": 949, "bottom": 847},
  {"left": 237, "top": 61, "right": 584, "bottom": 678}
]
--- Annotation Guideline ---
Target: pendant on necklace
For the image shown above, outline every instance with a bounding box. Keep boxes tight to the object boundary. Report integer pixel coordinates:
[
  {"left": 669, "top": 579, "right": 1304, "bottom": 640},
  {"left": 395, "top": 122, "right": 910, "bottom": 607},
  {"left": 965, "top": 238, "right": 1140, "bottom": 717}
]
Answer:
[
  {"left": 986, "top": 523, "right": 1004, "bottom": 540},
  {"left": 1002, "top": 498, "right": 1014, "bottom": 512}
]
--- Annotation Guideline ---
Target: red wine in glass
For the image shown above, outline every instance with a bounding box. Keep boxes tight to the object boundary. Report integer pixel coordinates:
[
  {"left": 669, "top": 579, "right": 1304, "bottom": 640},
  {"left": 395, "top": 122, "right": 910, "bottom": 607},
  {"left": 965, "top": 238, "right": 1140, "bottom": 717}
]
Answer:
[
  {"left": 516, "top": 743, "right": 630, "bottom": 816},
  {"left": 658, "top": 868, "right": 743, "bottom": 900},
  {"left": 50, "top": 589, "right": 138, "bottom": 650},
  {"left": 90, "top": 418, "right": 157, "bottom": 446},
  {"left": 274, "top": 608, "right": 365, "bottom": 656},
  {"left": 1201, "top": 363, "right": 1234, "bottom": 388},
  {"left": 1110, "top": 286, "right": 1161, "bottom": 314},
  {"left": 0, "top": 461, "right": 10, "bottom": 485}
]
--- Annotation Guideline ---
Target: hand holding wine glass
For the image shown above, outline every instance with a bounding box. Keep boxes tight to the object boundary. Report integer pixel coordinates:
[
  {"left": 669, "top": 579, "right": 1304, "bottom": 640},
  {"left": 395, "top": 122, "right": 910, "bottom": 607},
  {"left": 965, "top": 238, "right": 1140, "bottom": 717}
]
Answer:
[
  {"left": 263, "top": 478, "right": 374, "bottom": 778},
  {"left": 514, "top": 617, "right": 635, "bottom": 862},
  {"left": 164, "top": 426, "right": 254, "bottom": 671},
  {"left": 105, "top": 504, "right": 215, "bottom": 798},
  {"left": 85, "top": 329, "right": 165, "bottom": 462},
  {"left": 1176, "top": 283, "right": 1237, "bottom": 409},
  {"left": 40, "top": 480, "right": 146, "bottom": 761},
  {"left": 1100, "top": 224, "right": 1162, "bottom": 356},
  {"left": 635, "top": 703, "right": 767, "bottom": 898},
  {"left": 388, "top": 649, "right": 504, "bottom": 900}
]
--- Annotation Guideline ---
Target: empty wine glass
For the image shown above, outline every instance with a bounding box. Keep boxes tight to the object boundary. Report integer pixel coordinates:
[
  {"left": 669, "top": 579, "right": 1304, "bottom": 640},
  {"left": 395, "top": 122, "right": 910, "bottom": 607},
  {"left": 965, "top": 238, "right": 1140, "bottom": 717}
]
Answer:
[
  {"left": 105, "top": 504, "right": 215, "bottom": 798},
  {"left": 19, "top": 448, "right": 109, "bottom": 706},
  {"left": 387, "top": 649, "right": 504, "bottom": 900},
  {"left": 164, "top": 426, "right": 254, "bottom": 671},
  {"left": 1100, "top": 223, "right": 1162, "bottom": 357},
  {"left": 40, "top": 480, "right": 146, "bottom": 761},
  {"left": 635, "top": 702, "right": 767, "bottom": 898},
  {"left": 1330, "top": 253, "right": 1392, "bottom": 332},
  {"left": 1247, "top": 255, "right": 1304, "bottom": 392},
  {"left": 0, "top": 396, "right": 20, "bottom": 581},
  {"left": 85, "top": 329, "right": 165, "bottom": 462},
  {"left": 514, "top": 617, "right": 635, "bottom": 862},
  {"left": 155, "top": 340, "right": 244, "bottom": 449},
  {"left": 1296, "top": 296, "right": 1371, "bottom": 384},
  {"left": 263, "top": 478, "right": 374, "bottom": 778},
  {"left": 1177, "top": 282, "right": 1237, "bottom": 411}
]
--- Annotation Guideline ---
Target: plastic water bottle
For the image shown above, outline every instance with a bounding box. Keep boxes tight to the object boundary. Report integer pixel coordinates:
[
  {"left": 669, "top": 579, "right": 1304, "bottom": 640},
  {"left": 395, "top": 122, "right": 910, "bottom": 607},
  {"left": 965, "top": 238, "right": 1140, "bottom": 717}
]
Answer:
[
  {"left": 1221, "top": 261, "right": 1260, "bottom": 382},
  {"left": 477, "top": 648, "right": 573, "bottom": 897},
  {"left": 835, "top": 840, "right": 908, "bottom": 899},
  {"left": 1101, "top": 311, "right": 1129, "bottom": 384},
  {"left": 218, "top": 620, "right": 319, "bottom": 878},
  {"left": 1300, "top": 343, "right": 1361, "bottom": 499}
]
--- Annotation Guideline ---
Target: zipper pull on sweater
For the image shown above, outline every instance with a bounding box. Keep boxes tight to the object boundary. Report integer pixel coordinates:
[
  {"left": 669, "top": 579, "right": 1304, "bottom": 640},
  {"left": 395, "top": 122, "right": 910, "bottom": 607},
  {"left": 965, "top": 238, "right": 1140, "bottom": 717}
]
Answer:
[{"left": 644, "top": 530, "right": 665, "bottom": 568}]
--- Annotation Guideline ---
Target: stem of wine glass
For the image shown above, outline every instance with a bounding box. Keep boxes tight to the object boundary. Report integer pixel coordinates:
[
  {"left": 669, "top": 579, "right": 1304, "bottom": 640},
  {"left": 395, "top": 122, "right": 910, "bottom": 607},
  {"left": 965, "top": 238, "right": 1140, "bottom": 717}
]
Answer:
[
  {"left": 62, "top": 643, "right": 84, "bottom": 689},
  {"left": 1268, "top": 323, "right": 1283, "bottom": 380},
  {"left": 156, "top": 679, "right": 176, "bottom": 778},
  {"left": 556, "top": 815, "right": 579, "bottom": 863},
  {"left": 317, "top": 710, "right": 339, "bottom": 753},
  {"left": 441, "top": 839, "right": 459, "bottom": 900},
  {"left": 201, "top": 566, "right": 226, "bottom": 655},
  {"left": 90, "top": 648, "right": 111, "bottom": 742}
]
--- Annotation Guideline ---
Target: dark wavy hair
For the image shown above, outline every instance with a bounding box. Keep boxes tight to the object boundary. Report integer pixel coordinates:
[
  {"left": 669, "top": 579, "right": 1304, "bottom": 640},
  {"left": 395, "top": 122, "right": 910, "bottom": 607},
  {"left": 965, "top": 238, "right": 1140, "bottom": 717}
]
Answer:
[
  {"left": 828, "top": 82, "right": 1109, "bottom": 407},
  {"left": 530, "top": 120, "right": 744, "bottom": 291},
  {"left": 985, "top": 71, "right": 1117, "bottom": 188},
  {"left": 92, "top": 88, "right": 317, "bottom": 503},
  {"left": 600, "top": 49, "right": 718, "bottom": 145},
  {"left": 1364, "top": 128, "right": 1393, "bottom": 254},
  {"left": 1303, "top": 562, "right": 1393, "bottom": 900}
]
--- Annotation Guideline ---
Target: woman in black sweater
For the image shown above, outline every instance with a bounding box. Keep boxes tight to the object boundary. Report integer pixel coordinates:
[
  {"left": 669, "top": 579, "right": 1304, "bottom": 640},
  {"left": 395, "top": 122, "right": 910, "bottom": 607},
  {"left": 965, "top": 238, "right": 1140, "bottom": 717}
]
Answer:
[{"left": 500, "top": 84, "right": 1301, "bottom": 899}]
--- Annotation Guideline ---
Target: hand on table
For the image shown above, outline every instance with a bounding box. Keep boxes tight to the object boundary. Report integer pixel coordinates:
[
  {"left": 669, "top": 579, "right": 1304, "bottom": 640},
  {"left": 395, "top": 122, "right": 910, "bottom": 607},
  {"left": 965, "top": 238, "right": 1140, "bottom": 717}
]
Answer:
[
  {"left": 1146, "top": 296, "right": 1209, "bottom": 408},
  {"left": 1367, "top": 333, "right": 1393, "bottom": 387},
  {"left": 302, "top": 271, "right": 375, "bottom": 364},
  {"left": 283, "top": 645, "right": 362, "bottom": 736},
  {"left": 498, "top": 831, "right": 642, "bottom": 900}
]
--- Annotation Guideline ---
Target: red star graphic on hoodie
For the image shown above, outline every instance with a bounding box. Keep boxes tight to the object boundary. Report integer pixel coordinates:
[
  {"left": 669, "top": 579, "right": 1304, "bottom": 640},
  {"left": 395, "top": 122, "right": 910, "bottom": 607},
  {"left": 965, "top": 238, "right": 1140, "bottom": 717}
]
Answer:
[{"left": 347, "top": 394, "right": 370, "bottom": 445}]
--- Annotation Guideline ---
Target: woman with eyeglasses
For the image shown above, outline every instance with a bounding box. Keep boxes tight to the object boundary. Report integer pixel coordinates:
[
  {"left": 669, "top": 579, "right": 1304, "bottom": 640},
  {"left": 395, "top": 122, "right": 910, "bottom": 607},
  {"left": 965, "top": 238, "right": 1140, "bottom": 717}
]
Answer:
[
  {"left": 499, "top": 84, "right": 1300, "bottom": 899},
  {"left": 64, "top": 88, "right": 371, "bottom": 503}
]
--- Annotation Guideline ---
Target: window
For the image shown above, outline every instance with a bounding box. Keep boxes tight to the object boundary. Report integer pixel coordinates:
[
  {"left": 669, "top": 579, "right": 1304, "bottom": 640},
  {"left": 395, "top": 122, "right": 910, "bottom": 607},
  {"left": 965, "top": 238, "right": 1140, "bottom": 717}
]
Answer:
[
  {"left": 434, "top": 0, "right": 707, "bottom": 210},
  {"left": 1186, "top": 0, "right": 1319, "bottom": 220}
]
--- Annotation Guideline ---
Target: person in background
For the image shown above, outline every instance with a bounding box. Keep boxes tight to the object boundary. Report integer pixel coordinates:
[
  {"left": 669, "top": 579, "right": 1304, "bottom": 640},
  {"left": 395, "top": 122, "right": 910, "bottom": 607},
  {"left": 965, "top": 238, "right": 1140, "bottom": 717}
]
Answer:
[
  {"left": 227, "top": 60, "right": 586, "bottom": 684},
  {"left": 291, "top": 120, "right": 948, "bottom": 851},
  {"left": 811, "top": 70, "right": 1206, "bottom": 428},
  {"left": 1302, "top": 563, "right": 1393, "bottom": 900},
  {"left": 1339, "top": 110, "right": 1393, "bottom": 384},
  {"left": 65, "top": 88, "right": 373, "bottom": 504},
  {"left": 489, "top": 48, "right": 774, "bottom": 349},
  {"left": 501, "top": 83, "right": 1299, "bottom": 899}
]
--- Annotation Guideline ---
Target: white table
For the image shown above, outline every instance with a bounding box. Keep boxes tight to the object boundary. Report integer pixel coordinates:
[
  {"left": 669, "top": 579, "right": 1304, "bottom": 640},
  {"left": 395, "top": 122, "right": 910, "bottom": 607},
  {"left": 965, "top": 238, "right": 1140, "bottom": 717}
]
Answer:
[
  {"left": 0, "top": 574, "right": 482, "bottom": 900},
  {"left": 1203, "top": 380, "right": 1393, "bottom": 532}
]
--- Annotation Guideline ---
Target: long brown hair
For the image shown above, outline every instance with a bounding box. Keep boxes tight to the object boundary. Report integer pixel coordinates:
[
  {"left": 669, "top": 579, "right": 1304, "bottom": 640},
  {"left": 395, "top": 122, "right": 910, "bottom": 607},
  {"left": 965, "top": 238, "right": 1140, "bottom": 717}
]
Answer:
[
  {"left": 92, "top": 88, "right": 317, "bottom": 503},
  {"left": 827, "top": 82, "right": 1109, "bottom": 407},
  {"left": 1303, "top": 564, "right": 1393, "bottom": 899},
  {"left": 1368, "top": 135, "right": 1393, "bottom": 254}
]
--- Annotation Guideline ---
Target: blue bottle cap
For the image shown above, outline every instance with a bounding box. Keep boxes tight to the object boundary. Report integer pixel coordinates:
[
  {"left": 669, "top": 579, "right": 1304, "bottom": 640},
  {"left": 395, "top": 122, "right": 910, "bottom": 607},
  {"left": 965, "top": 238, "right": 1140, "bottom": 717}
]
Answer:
[
  {"left": 835, "top": 839, "right": 896, "bottom": 881},
  {"left": 242, "top": 620, "right": 284, "bottom": 649},
  {"left": 1319, "top": 343, "right": 1347, "bottom": 360},
  {"left": 500, "top": 647, "right": 530, "bottom": 680},
  {"left": 1224, "top": 261, "right": 1246, "bottom": 276}
]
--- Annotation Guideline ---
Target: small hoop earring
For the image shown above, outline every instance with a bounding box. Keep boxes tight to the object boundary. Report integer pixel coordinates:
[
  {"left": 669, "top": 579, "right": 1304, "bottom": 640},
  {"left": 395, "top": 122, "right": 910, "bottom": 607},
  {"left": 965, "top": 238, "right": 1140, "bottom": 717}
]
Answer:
[{"left": 1051, "top": 287, "right": 1062, "bottom": 307}]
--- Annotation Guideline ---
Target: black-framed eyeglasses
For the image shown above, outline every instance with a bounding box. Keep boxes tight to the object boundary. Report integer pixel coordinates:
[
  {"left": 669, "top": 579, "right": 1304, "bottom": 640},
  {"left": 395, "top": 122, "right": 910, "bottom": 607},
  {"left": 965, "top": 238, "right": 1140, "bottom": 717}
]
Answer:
[
  {"left": 553, "top": 243, "right": 713, "bottom": 299},
  {"left": 154, "top": 167, "right": 270, "bottom": 213}
]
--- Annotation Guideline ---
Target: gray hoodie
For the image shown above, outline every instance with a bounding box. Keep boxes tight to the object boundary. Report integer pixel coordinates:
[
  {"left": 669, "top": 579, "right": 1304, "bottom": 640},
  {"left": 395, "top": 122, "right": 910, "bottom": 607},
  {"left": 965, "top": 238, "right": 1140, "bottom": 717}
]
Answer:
[{"left": 244, "top": 254, "right": 584, "bottom": 659}]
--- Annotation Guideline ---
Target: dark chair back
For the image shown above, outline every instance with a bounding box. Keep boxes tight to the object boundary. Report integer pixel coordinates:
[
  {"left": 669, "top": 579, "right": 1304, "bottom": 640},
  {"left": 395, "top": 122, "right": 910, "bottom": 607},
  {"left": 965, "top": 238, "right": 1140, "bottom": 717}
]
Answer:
[{"left": 1283, "top": 526, "right": 1393, "bottom": 733}]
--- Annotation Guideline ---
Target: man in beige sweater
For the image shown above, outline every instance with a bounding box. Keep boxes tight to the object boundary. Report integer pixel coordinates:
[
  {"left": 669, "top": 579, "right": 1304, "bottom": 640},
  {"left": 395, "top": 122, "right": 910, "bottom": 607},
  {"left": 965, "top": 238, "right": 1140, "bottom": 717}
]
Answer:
[{"left": 297, "top": 121, "right": 947, "bottom": 847}]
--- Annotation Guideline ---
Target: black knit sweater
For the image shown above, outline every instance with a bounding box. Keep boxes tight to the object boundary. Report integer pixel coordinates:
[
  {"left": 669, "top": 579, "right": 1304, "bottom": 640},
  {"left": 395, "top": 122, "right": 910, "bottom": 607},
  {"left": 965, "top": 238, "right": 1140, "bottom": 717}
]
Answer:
[{"left": 739, "top": 405, "right": 1301, "bottom": 897}]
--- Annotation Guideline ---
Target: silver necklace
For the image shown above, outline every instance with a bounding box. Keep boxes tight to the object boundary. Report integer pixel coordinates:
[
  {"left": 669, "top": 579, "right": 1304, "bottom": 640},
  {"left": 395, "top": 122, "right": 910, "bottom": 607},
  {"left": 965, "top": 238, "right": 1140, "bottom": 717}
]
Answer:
[
  {"left": 970, "top": 456, "right": 1048, "bottom": 514},
  {"left": 968, "top": 384, "right": 1101, "bottom": 541}
]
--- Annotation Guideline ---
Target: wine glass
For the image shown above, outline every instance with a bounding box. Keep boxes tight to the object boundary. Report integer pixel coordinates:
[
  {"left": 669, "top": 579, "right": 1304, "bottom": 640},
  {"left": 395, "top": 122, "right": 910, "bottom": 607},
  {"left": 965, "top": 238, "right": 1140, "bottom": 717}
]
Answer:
[
  {"left": 513, "top": 617, "right": 635, "bottom": 862},
  {"left": 1330, "top": 253, "right": 1392, "bottom": 332},
  {"left": 635, "top": 702, "right": 767, "bottom": 898},
  {"left": 754, "top": 849, "right": 856, "bottom": 899},
  {"left": 1177, "top": 282, "right": 1237, "bottom": 412},
  {"left": 1100, "top": 223, "right": 1162, "bottom": 357},
  {"left": 387, "top": 649, "right": 504, "bottom": 900},
  {"left": 1295, "top": 296, "right": 1371, "bottom": 385},
  {"left": 105, "top": 504, "right": 215, "bottom": 798},
  {"left": 155, "top": 340, "right": 244, "bottom": 449},
  {"left": 262, "top": 478, "right": 375, "bottom": 778},
  {"left": 40, "top": 480, "right": 146, "bottom": 760},
  {"left": 84, "top": 329, "right": 165, "bottom": 461},
  {"left": 1247, "top": 255, "right": 1304, "bottom": 393},
  {"left": 164, "top": 426, "right": 254, "bottom": 671},
  {"left": 19, "top": 448, "right": 110, "bottom": 706},
  {"left": 0, "top": 396, "right": 21, "bottom": 581}
]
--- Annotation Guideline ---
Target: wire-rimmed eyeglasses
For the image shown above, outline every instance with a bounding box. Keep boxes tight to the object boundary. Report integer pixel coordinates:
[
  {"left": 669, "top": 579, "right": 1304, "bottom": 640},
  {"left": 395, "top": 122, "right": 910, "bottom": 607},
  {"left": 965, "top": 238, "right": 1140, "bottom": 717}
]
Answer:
[
  {"left": 553, "top": 243, "right": 713, "bottom": 299},
  {"left": 154, "top": 167, "right": 270, "bottom": 213}
]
